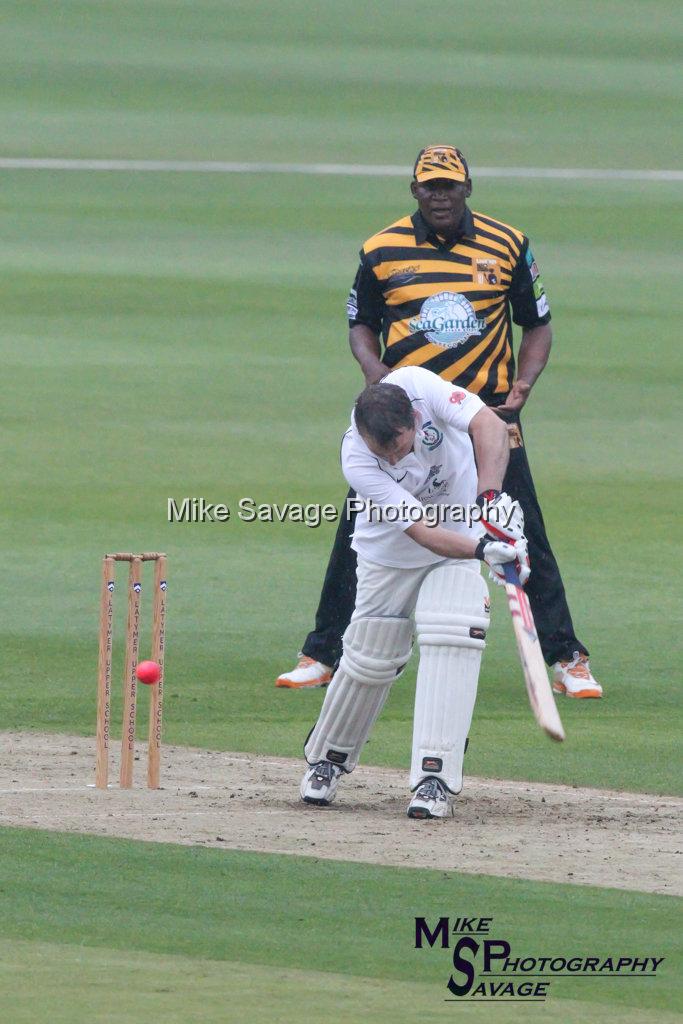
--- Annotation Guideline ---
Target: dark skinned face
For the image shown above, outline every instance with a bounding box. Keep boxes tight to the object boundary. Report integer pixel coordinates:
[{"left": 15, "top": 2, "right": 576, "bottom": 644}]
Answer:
[{"left": 410, "top": 177, "right": 472, "bottom": 236}]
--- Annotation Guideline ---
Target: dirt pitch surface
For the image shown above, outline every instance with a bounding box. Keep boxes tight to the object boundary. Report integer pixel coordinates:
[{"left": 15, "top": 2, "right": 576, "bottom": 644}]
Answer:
[{"left": 1, "top": 732, "right": 680, "bottom": 896}]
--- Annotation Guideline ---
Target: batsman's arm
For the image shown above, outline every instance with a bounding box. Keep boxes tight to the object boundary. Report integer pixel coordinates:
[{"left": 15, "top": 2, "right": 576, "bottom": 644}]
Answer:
[
  {"left": 405, "top": 521, "right": 478, "bottom": 559},
  {"left": 349, "top": 324, "right": 387, "bottom": 385},
  {"left": 405, "top": 521, "right": 522, "bottom": 575},
  {"left": 468, "top": 407, "right": 509, "bottom": 493}
]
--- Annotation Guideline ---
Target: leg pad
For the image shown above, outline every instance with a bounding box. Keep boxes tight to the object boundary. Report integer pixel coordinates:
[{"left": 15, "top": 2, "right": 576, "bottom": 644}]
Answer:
[
  {"left": 305, "top": 616, "right": 414, "bottom": 771},
  {"left": 411, "top": 563, "right": 490, "bottom": 794}
]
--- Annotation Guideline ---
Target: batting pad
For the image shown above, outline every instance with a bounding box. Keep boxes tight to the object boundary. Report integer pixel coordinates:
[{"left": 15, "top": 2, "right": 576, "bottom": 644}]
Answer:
[
  {"left": 305, "top": 615, "right": 414, "bottom": 772},
  {"left": 411, "top": 563, "right": 490, "bottom": 794}
]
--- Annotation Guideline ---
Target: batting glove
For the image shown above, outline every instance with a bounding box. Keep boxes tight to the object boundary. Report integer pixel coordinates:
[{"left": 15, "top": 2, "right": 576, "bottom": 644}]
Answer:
[
  {"left": 475, "top": 537, "right": 531, "bottom": 588},
  {"left": 476, "top": 490, "right": 525, "bottom": 544}
]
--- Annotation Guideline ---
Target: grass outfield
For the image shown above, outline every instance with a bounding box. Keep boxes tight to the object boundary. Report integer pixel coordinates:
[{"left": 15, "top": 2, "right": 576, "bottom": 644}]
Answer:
[
  {"left": 1, "top": 166, "right": 680, "bottom": 793},
  {"left": 1, "top": 828, "right": 681, "bottom": 1022},
  {"left": 1, "top": 2, "right": 681, "bottom": 1020},
  {"left": 6, "top": 948, "right": 680, "bottom": 1024},
  {"left": 0, "top": 0, "right": 680, "bottom": 167},
  {"left": 1, "top": 4, "right": 680, "bottom": 795}
]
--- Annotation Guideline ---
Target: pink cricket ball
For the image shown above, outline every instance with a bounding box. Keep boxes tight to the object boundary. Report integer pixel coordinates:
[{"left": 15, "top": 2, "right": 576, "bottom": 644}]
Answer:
[{"left": 136, "top": 660, "right": 161, "bottom": 685}]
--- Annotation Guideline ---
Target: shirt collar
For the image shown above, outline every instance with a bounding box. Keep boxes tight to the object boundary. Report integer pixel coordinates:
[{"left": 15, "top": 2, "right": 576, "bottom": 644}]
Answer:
[{"left": 412, "top": 206, "right": 475, "bottom": 245}]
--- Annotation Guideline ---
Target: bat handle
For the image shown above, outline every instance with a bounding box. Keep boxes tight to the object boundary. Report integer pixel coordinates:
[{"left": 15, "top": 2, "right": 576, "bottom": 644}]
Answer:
[{"left": 502, "top": 561, "right": 521, "bottom": 586}]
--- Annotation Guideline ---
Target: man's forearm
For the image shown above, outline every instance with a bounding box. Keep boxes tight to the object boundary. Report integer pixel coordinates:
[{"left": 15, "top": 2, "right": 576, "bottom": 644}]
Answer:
[
  {"left": 517, "top": 324, "right": 552, "bottom": 388},
  {"left": 349, "top": 324, "right": 386, "bottom": 384},
  {"left": 468, "top": 407, "right": 510, "bottom": 493},
  {"left": 405, "top": 520, "right": 478, "bottom": 559}
]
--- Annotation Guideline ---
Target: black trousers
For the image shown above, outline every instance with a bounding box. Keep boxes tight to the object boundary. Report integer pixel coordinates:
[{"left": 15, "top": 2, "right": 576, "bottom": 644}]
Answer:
[{"left": 302, "top": 425, "right": 588, "bottom": 668}]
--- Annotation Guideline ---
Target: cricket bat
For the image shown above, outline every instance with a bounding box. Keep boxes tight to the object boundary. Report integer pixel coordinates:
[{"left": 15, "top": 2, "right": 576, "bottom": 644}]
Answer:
[{"left": 502, "top": 562, "right": 565, "bottom": 742}]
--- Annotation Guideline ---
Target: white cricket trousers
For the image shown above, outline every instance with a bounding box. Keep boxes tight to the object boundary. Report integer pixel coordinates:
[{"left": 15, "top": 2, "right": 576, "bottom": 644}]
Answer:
[{"left": 352, "top": 556, "right": 481, "bottom": 621}]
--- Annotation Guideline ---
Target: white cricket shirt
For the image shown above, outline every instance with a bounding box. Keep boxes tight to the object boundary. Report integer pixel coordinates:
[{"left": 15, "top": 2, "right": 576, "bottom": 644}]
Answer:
[{"left": 341, "top": 366, "right": 485, "bottom": 568}]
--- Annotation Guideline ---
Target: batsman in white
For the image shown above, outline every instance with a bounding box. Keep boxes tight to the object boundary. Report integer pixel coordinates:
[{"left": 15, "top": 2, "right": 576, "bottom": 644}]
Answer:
[{"left": 300, "top": 365, "right": 530, "bottom": 818}]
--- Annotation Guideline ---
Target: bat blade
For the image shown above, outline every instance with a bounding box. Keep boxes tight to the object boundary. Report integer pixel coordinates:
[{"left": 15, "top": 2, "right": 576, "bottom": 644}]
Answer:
[{"left": 502, "top": 562, "right": 565, "bottom": 742}]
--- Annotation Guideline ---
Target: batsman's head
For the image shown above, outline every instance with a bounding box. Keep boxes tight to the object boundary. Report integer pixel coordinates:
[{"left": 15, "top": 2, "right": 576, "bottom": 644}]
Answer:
[{"left": 354, "top": 384, "right": 419, "bottom": 465}]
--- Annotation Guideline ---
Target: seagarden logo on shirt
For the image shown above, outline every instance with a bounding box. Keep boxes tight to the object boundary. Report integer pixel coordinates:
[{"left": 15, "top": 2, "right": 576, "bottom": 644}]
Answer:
[{"left": 409, "top": 292, "right": 486, "bottom": 348}]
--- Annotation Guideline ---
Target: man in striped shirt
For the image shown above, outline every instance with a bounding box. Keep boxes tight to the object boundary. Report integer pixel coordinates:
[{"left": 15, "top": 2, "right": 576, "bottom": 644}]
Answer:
[{"left": 276, "top": 145, "right": 601, "bottom": 700}]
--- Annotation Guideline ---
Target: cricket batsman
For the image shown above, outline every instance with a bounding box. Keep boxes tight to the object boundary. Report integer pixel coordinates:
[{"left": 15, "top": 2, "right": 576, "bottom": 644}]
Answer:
[{"left": 300, "top": 365, "right": 530, "bottom": 818}]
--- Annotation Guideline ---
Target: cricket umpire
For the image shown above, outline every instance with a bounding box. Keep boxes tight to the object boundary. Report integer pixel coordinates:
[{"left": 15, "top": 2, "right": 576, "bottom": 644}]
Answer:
[{"left": 277, "top": 144, "right": 601, "bottom": 698}]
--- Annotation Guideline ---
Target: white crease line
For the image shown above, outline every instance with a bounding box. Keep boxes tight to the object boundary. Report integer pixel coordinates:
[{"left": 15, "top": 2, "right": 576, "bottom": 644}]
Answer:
[
  {"left": 0, "top": 786, "right": 95, "bottom": 793},
  {"left": 0, "top": 158, "right": 681, "bottom": 181},
  {"left": 0, "top": 782, "right": 679, "bottom": 805},
  {"left": 0, "top": 785, "right": 216, "bottom": 794}
]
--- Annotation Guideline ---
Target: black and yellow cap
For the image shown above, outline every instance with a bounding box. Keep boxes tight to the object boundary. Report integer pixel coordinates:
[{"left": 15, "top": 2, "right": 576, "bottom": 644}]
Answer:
[{"left": 413, "top": 145, "right": 469, "bottom": 183}]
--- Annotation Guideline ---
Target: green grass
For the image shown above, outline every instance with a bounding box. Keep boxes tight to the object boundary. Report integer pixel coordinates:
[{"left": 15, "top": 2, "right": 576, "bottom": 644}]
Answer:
[
  {"left": 0, "top": 828, "right": 681, "bottom": 1022},
  {"left": 0, "top": 2, "right": 681, "bottom": 1020},
  {"left": 0, "top": 4, "right": 682, "bottom": 788},
  {"left": 0, "top": 0, "right": 681, "bottom": 166},
  {"left": 1, "top": 167, "right": 681, "bottom": 793},
  {"left": 7, "top": 943, "right": 681, "bottom": 1024}
]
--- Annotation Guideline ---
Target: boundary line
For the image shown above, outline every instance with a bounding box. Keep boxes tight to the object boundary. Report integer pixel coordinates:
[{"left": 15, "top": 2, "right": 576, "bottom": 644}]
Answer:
[{"left": 0, "top": 157, "right": 681, "bottom": 181}]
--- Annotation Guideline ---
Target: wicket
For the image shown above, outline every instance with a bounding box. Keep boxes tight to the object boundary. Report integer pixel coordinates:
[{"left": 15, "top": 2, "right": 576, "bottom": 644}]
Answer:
[{"left": 96, "top": 552, "right": 167, "bottom": 789}]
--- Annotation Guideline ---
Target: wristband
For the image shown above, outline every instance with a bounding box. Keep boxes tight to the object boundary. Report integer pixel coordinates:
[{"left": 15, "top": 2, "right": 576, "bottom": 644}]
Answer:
[
  {"left": 476, "top": 488, "right": 500, "bottom": 509},
  {"left": 474, "top": 538, "right": 488, "bottom": 561}
]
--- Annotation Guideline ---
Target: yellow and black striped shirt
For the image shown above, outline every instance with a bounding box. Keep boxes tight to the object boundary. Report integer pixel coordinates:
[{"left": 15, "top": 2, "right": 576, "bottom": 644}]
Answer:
[{"left": 347, "top": 208, "right": 550, "bottom": 405}]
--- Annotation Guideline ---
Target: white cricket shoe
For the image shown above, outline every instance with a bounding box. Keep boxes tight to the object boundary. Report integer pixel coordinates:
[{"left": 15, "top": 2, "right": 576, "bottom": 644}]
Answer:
[
  {"left": 407, "top": 777, "right": 454, "bottom": 819},
  {"left": 300, "top": 761, "right": 343, "bottom": 806},
  {"left": 275, "top": 655, "right": 332, "bottom": 689},
  {"left": 552, "top": 652, "right": 603, "bottom": 699}
]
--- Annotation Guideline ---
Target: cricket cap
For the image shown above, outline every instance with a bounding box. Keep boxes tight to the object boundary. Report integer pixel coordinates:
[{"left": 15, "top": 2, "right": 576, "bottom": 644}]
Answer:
[{"left": 413, "top": 145, "right": 469, "bottom": 184}]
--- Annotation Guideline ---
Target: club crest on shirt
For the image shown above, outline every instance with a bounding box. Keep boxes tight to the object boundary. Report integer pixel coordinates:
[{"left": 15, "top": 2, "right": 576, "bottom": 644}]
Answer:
[
  {"left": 409, "top": 292, "right": 486, "bottom": 348},
  {"left": 473, "top": 258, "right": 499, "bottom": 285},
  {"left": 420, "top": 420, "right": 443, "bottom": 451}
]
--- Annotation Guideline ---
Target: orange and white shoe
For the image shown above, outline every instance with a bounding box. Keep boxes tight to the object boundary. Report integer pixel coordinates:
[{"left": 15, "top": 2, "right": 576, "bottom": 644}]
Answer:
[
  {"left": 552, "top": 652, "right": 603, "bottom": 699},
  {"left": 275, "top": 655, "right": 333, "bottom": 689}
]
